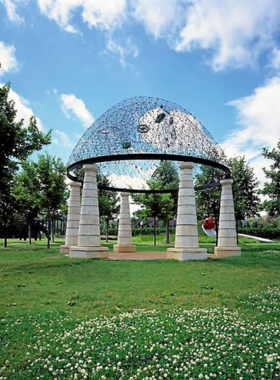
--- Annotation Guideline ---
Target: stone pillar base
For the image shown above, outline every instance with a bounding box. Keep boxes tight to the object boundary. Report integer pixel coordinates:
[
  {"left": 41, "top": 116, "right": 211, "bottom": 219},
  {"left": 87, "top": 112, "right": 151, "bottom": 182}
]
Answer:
[
  {"left": 113, "top": 244, "right": 136, "bottom": 253},
  {"left": 214, "top": 246, "right": 241, "bottom": 258},
  {"left": 69, "top": 246, "right": 109, "bottom": 259},
  {"left": 167, "top": 248, "right": 207, "bottom": 261},
  {"left": 60, "top": 245, "right": 70, "bottom": 255}
]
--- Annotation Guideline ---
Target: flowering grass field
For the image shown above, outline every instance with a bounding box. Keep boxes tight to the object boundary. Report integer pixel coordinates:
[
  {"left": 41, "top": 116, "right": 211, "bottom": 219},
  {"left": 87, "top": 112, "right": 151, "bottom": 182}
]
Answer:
[{"left": 0, "top": 237, "right": 280, "bottom": 379}]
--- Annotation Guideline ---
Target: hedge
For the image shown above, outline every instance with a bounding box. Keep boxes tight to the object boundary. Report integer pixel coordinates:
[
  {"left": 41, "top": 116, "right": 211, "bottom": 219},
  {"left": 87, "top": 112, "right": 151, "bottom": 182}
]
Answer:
[
  {"left": 104, "top": 227, "right": 280, "bottom": 240},
  {"left": 103, "top": 227, "right": 176, "bottom": 237},
  {"left": 238, "top": 228, "right": 280, "bottom": 240}
]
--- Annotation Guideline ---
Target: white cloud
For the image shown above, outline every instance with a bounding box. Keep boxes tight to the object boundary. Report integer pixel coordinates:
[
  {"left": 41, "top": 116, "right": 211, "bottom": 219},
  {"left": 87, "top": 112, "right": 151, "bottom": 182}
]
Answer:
[
  {"left": 0, "top": 83, "right": 44, "bottom": 130},
  {"left": 2, "top": 0, "right": 280, "bottom": 71},
  {"left": 132, "top": 0, "right": 280, "bottom": 71},
  {"left": 132, "top": 0, "right": 184, "bottom": 40},
  {"left": 64, "top": 24, "right": 82, "bottom": 35},
  {"left": 175, "top": 0, "right": 280, "bottom": 71},
  {"left": 60, "top": 93, "right": 94, "bottom": 127},
  {"left": 108, "top": 173, "right": 148, "bottom": 191},
  {"left": 37, "top": 0, "right": 126, "bottom": 31},
  {"left": 105, "top": 35, "right": 139, "bottom": 67},
  {"left": 221, "top": 76, "right": 280, "bottom": 184},
  {"left": 0, "top": 41, "right": 19, "bottom": 76},
  {"left": 0, "top": 0, "right": 24, "bottom": 24},
  {"left": 53, "top": 130, "right": 74, "bottom": 147},
  {"left": 270, "top": 47, "right": 280, "bottom": 71}
]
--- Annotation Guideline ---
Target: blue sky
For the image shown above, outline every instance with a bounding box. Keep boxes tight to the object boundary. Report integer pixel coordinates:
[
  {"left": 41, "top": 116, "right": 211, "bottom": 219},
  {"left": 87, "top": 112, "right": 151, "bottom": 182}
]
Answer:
[{"left": 1, "top": 0, "right": 280, "bottom": 186}]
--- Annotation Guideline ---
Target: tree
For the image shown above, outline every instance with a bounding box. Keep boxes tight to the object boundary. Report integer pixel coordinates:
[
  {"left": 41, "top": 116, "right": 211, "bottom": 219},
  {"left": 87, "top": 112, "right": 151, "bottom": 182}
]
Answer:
[
  {"left": 230, "top": 156, "right": 260, "bottom": 223},
  {"left": 13, "top": 154, "right": 68, "bottom": 247},
  {"left": 97, "top": 172, "right": 120, "bottom": 242},
  {"left": 195, "top": 165, "right": 225, "bottom": 224},
  {"left": 12, "top": 161, "right": 41, "bottom": 244},
  {"left": 132, "top": 161, "right": 179, "bottom": 244},
  {"left": 195, "top": 156, "right": 261, "bottom": 226},
  {"left": 0, "top": 82, "right": 51, "bottom": 247},
  {"left": 36, "top": 154, "right": 68, "bottom": 247},
  {"left": 261, "top": 140, "right": 280, "bottom": 217}
]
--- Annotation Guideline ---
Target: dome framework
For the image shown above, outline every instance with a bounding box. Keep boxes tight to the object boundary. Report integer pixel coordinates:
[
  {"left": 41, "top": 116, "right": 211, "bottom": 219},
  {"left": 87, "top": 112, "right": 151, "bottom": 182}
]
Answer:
[{"left": 67, "top": 96, "right": 230, "bottom": 193}]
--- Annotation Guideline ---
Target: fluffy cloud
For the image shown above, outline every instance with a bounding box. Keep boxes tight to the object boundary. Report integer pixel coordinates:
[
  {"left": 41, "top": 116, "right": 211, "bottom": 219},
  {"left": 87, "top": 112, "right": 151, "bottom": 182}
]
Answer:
[
  {"left": 53, "top": 130, "right": 74, "bottom": 147},
  {"left": 60, "top": 93, "right": 94, "bottom": 127},
  {"left": 108, "top": 173, "right": 148, "bottom": 191},
  {"left": 175, "top": 0, "right": 280, "bottom": 71},
  {"left": 0, "top": 41, "right": 19, "bottom": 76},
  {"left": 64, "top": 24, "right": 82, "bottom": 36},
  {"left": 2, "top": 0, "right": 280, "bottom": 71},
  {"left": 36, "top": 0, "right": 126, "bottom": 31},
  {"left": 0, "top": 0, "right": 24, "bottom": 24},
  {"left": 132, "top": 0, "right": 280, "bottom": 71},
  {"left": 221, "top": 76, "right": 280, "bottom": 183},
  {"left": 0, "top": 84, "right": 44, "bottom": 130},
  {"left": 132, "top": 0, "right": 184, "bottom": 40}
]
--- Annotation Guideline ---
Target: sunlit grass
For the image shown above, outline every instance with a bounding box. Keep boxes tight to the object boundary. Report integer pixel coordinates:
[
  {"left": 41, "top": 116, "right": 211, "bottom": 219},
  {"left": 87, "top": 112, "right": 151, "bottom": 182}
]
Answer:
[{"left": 0, "top": 236, "right": 280, "bottom": 378}]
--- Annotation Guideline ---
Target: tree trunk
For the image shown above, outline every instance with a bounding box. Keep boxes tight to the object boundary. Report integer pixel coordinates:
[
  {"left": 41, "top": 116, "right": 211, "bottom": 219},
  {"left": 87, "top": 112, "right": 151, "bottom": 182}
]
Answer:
[
  {"left": 52, "top": 218, "right": 55, "bottom": 243},
  {"left": 4, "top": 219, "right": 7, "bottom": 248},
  {"left": 28, "top": 219, "right": 32, "bottom": 244},
  {"left": 51, "top": 218, "right": 55, "bottom": 243},
  {"left": 236, "top": 218, "right": 239, "bottom": 245},
  {"left": 165, "top": 220, "right": 170, "bottom": 244},
  {"left": 215, "top": 213, "right": 219, "bottom": 247},
  {"left": 106, "top": 220, "right": 109, "bottom": 243},
  {"left": 153, "top": 216, "right": 157, "bottom": 246},
  {"left": 47, "top": 219, "right": 51, "bottom": 249}
]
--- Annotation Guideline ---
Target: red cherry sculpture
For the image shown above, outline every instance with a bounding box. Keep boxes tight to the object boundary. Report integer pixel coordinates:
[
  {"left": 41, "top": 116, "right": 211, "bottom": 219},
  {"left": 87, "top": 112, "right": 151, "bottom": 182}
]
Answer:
[{"left": 203, "top": 217, "right": 215, "bottom": 230}]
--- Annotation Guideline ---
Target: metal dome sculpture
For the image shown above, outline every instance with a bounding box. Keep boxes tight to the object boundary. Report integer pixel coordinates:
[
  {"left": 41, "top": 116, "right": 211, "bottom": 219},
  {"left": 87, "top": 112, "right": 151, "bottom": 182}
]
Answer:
[{"left": 67, "top": 96, "right": 230, "bottom": 192}]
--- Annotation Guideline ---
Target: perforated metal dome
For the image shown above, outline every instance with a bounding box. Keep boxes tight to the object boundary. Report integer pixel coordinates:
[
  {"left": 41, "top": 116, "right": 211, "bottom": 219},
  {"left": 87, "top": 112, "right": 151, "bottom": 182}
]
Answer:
[{"left": 67, "top": 96, "right": 229, "bottom": 191}]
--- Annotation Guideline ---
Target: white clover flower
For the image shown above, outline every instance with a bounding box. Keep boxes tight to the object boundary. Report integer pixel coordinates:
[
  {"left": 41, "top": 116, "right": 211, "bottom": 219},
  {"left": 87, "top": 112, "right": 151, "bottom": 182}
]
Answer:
[{"left": 267, "top": 355, "right": 274, "bottom": 363}]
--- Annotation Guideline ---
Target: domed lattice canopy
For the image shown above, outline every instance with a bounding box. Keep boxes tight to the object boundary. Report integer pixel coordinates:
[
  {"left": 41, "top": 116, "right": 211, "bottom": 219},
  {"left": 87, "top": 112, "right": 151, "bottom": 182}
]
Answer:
[{"left": 68, "top": 96, "right": 229, "bottom": 192}]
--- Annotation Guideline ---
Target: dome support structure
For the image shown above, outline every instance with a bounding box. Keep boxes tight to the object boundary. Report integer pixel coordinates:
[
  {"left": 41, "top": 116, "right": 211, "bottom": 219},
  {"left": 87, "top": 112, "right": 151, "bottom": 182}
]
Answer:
[{"left": 61, "top": 96, "right": 241, "bottom": 260}]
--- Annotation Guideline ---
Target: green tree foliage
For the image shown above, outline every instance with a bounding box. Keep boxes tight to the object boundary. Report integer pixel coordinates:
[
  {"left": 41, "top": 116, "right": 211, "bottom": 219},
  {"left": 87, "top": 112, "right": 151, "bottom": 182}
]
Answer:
[
  {"left": 132, "top": 161, "right": 179, "bottom": 244},
  {"left": 97, "top": 172, "right": 120, "bottom": 242},
  {"left": 195, "top": 166, "right": 225, "bottom": 223},
  {"left": 35, "top": 154, "right": 68, "bottom": 245},
  {"left": 12, "top": 160, "right": 41, "bottom": 243},
  {"left": 0, "top": 82, "right": 51, "bottom": 247},
  {"left": 230, "top": 156, "right": 260, "bottom": 223},
  {"left": 195, "top": 156, "right": 260, "bottom": 225},
  {"left": 261, "top": 140, "right": 280, "bottom": 217},
  {"left": 13, "top": 154, "right": 68, "bottom": 247}
]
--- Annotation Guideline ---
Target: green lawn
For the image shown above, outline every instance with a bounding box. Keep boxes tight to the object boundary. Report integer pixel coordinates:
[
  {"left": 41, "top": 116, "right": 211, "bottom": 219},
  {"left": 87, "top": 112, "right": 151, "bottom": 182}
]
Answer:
[{"left": 0, "top": 236, "right": 280, "bottom": 379}]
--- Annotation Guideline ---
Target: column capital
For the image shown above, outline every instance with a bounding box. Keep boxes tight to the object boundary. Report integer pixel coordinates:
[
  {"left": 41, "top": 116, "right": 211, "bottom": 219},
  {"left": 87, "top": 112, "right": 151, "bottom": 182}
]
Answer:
[
  {"left": 220, "top": 178, "right": 234, "bottom": 186},
  {"left": 70, "top": 181, "right": 82, "bottom": 188},
  {"left": 120, "top": 192, "right": 130, "bottom": 197},
  {"left": 179, "top": 161, "right": 195, "bottom": 170},
  {"left": 83, "top": 164, "right": 98, "bottom": 172}
]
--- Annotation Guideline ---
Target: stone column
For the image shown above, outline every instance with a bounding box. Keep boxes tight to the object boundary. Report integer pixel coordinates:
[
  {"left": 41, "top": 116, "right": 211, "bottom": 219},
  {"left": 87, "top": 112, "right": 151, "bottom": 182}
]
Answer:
[
  {"left": 113, "top": 192, "right": 136, "bottom": 253},
  {"left": 214, "top": 179, "right": 241, "bottom": 257},
  {"left": 60, "top": 182, "right": 81, "bottom": 255},
  {"left": 69, "top": 164, "right": 108, "bottom": 259},
  {"left": 167, "top": 162, "right": 207, "bottom": 261}
]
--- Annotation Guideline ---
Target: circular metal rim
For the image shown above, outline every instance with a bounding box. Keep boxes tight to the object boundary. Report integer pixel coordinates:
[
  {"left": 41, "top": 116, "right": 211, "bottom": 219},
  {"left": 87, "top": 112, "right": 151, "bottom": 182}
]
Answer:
[{"left": 67, "top": 153, "right": 230, "bottom": 193}]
